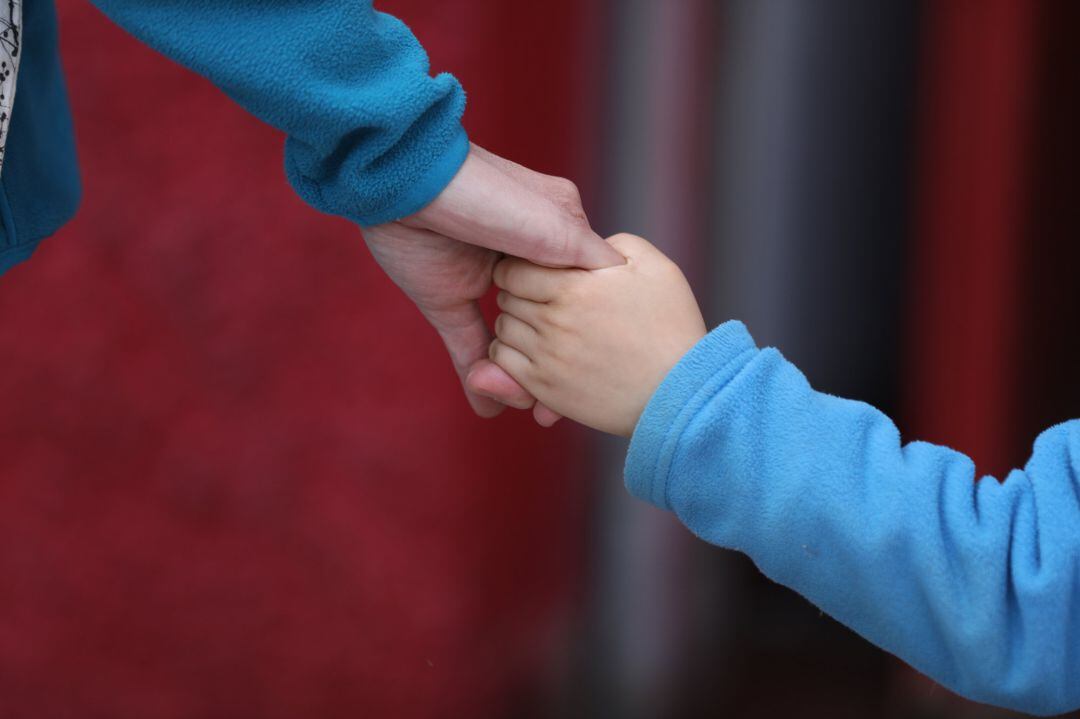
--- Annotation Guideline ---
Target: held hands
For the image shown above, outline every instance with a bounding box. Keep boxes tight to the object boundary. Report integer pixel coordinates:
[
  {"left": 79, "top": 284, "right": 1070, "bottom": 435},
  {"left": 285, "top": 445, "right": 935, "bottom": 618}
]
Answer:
[
  {"left": 489, "top": 234, "right": 706, "bottom": 436},
  {"left": 364, "top": 144, "right": 623, "bottom": 421},
  {"left": 364, "top": 146, "right": 699, "bottom": 434}
]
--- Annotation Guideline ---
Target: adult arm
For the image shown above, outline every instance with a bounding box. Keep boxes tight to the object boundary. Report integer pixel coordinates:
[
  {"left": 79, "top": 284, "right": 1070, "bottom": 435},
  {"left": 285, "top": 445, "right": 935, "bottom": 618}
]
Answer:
[
  {"left": 87, "top": 0, "right": 622, "bottom": 415},
  {"left": 626, "top": 320, "right": 1080, "bottom": 716},
  {"left": 88, "top": 0, "right": 466, "bottom": 225}
]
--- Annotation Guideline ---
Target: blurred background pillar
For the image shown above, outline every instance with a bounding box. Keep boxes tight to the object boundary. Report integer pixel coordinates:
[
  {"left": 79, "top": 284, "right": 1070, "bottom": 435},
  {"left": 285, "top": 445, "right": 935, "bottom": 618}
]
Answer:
[
  {"left": 703, "top": 0, "right": 918, "bottom": 713},
  {"left": 581, "top": 1, "right": 718, "bottom": 717},
  {"left": 906, "top": 0, "right": 1038, "bottom": 480}
]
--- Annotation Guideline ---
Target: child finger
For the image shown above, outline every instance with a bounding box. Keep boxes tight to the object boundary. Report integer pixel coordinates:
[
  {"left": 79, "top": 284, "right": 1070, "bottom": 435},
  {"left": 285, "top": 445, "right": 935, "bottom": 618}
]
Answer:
[
  {"left": 494, "top": 313, "right": 540, "bottom": 356},
  {"left": 496, "top": 291, "right": 546, "bottom": 327},
  {"left": 493, "top": 257, "right": 564, "bottom": 302},
  {"left": 488, "top": 339, "right": 534, "bottom": 384},
  {"left": 605, "top": 232, "right": 655, "bottom": 259}
]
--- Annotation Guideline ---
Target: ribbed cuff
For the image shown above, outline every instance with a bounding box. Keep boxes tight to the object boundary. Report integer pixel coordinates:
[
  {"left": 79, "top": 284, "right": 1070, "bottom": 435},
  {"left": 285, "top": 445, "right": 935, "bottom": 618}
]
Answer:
[
  {"left": 357, "top": 124, "right": 470, "bottom": 226},
  {"left": 624, "top": 320, "right": 759, "bottom": 510}
]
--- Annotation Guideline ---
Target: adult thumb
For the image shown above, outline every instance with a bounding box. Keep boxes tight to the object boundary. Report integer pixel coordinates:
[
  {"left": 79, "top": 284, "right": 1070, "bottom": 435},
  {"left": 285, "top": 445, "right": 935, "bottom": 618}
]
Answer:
[
  {"left": 464, "top": 359, "right": 536, "bottom": 411},
  {"left": 424, "top": 301, "right": 508, "bottom": 418}
]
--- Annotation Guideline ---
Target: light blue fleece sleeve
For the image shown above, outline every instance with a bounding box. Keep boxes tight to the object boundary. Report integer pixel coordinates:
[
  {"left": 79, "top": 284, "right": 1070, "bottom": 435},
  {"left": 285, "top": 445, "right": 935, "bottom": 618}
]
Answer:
[
  {"left": 88, "top": 0, "right": 469, "bottom": 226},
  {"left": 626, "top": 321, "right": 1080, "bottom": 716}
]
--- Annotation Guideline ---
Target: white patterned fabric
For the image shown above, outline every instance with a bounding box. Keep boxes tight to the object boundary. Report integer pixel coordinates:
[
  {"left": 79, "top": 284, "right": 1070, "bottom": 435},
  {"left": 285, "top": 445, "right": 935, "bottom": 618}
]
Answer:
[{"left": 0, "top": 0, "right": 21, "bottom": 178}]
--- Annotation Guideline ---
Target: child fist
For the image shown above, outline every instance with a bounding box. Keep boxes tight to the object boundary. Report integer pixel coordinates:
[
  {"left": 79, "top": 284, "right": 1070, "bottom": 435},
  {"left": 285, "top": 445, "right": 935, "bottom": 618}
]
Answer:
[{"left": 490, "top": 233, "right": 706, "bottom": 436}]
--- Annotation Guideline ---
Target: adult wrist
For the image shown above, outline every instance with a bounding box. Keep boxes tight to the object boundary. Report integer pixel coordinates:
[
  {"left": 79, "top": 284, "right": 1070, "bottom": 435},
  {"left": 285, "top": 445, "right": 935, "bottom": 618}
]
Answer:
[{"left": 357, "top": 124, "right": 470, "bottom": 227}]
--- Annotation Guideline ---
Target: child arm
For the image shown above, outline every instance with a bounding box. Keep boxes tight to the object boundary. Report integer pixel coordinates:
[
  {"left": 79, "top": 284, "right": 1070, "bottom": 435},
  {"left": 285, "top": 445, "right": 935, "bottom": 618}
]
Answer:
[
  {"left": 491, "top": 235, "right": 1080, "bottom": 713},
  {"left": 629, "top": 320, "right": 1080, "bottom": 716}
]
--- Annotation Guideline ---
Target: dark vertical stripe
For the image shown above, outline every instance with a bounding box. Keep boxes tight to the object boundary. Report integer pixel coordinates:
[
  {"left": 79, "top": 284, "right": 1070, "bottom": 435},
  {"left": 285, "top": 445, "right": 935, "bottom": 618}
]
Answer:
[{"left": 905, "top": 0, "right": 1038, "bottom": 478}]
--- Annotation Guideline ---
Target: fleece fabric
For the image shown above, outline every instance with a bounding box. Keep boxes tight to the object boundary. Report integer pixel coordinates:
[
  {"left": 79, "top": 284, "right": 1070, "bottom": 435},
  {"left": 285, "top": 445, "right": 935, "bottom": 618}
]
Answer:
[
  {"left": 0, "top": 0, "right": 467, "bottom": 275},
  {"left": 626, "top": 320, "right": 1080, "bottom": 716},
  {"left": 0, "top": 0, "right": 82, "bottom": 274}
]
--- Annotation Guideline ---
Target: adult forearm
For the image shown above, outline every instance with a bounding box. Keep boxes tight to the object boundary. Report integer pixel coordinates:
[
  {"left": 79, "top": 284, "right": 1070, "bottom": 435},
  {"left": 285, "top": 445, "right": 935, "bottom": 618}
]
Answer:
[{"left": 89, "top": 0, "right": 467, "bottom": 225}]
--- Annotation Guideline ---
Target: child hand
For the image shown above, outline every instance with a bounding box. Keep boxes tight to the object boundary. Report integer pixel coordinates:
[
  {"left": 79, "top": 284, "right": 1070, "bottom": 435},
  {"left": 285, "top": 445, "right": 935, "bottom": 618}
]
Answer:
[{"left": 490, "top": 233, "right": 706, "bottom": 436}]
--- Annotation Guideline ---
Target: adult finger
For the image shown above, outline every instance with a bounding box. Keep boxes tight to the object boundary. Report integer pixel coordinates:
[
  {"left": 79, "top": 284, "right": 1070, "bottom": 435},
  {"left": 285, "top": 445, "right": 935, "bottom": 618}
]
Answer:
[
  {"left": 465, "top": 359, "right": 536, "bottom": 410},
  {"left": 466, "top": 361, "right": 566, "bottom": 426},
  {"left": 424, "top": 300, "right": 507, "bottom": 417},
  {"left": 533, "top": 403, "right": 563, "bottom": 427},
  {"left": 493, "top": 258, "right": 568, "bottom": 302}
]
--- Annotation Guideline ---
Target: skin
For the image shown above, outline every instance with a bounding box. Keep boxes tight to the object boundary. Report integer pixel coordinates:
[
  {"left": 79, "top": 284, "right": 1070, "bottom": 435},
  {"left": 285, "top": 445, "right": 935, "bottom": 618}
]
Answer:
[
  {"left": 364, "top": 144, "right": 625, "bottom": 423},
  {"left": 489, "top": 233, "right": 707, "bottom": 437}
]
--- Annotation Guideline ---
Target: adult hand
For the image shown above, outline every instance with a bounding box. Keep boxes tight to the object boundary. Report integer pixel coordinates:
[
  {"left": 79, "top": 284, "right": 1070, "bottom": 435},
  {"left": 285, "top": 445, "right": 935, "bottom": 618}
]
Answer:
[{"left": 363, "top": 143, "right": 623, "bottom": 423}]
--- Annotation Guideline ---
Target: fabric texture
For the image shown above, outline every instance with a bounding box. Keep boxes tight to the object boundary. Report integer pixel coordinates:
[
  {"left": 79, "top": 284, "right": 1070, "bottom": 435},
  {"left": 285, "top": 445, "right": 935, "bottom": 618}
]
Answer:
[
  {"left": 89, "top": 0, "right": 469, "bottom": 227},
  {"left": 626, "top": 320, "right": 1080, "bottom": 716},
  {"left": 0, "top": 0, "right": 80, "bottom": 273},
  {"left": 0, "top": 0, "right": 468, "bottom": 276},
  {"left": 0, "top": 0, "right": 23, "bottom": 176}
]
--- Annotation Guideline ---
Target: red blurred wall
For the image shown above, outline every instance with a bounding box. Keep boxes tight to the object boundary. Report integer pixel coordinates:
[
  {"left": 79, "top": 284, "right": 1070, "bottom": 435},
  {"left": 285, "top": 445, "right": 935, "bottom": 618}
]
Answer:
[{"left": 0, "top": 2, "right": 595, "bottom": 717}]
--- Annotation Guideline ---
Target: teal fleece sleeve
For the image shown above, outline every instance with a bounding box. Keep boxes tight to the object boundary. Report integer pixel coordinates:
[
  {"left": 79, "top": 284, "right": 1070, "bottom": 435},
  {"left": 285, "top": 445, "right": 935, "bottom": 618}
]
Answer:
[
  {"left": 626, "top": 321, "right": 1080, "bottom": 716},
  {"left": 88, "top": 0, "right": 469, "bottom": 226}
]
